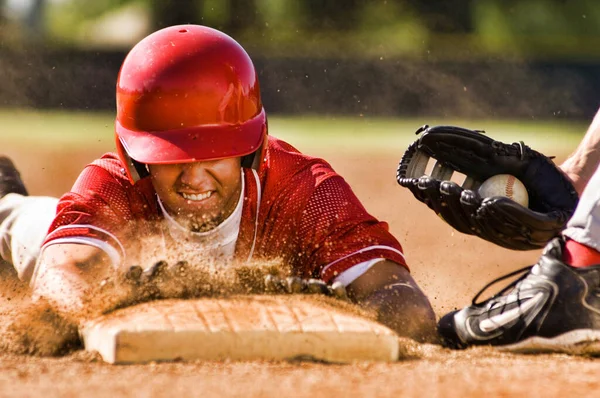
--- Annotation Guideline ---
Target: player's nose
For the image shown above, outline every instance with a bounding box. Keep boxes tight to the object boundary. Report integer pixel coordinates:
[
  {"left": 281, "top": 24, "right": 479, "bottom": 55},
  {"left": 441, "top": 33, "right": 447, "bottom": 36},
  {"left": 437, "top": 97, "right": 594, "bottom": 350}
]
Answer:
[{"left": 179, "top": 162, "right": 214, "bottom": 187}]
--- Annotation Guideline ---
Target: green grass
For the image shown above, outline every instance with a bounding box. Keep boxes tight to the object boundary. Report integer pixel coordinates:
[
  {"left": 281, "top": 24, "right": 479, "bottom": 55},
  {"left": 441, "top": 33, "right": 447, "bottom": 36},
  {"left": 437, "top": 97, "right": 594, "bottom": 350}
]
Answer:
[
  {"left": 269, "top": 115, "right": 587, "bottom": 154},
  {"left": 1, "top": 109, "right": 115, "bottom": 147},
  {"left": 0, "top": 109, "right": 588, "bottom": 154}
]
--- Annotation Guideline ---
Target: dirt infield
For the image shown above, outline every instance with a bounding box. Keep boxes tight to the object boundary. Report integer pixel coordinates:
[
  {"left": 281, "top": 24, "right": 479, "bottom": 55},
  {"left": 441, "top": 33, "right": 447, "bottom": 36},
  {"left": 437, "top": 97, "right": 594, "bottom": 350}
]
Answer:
[{"left": 2, "top": 140, "right": 599, "bottom": 397}]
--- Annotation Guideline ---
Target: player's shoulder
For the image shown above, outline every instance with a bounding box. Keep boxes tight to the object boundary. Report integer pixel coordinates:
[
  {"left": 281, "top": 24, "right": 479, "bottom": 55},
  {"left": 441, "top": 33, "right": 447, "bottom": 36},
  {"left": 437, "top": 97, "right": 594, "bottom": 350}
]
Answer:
[
  {"left": 73, "top": 152, "right": 138, "bottom": 192},
  {"left": 87, "top": 153, "right": 129, "bottom": 181},
  {"left": 265, "top": 136, "right": 337, "bottom": 180},
  {"left": 70, "top": 152, "right": 157, "bottom": 213}
]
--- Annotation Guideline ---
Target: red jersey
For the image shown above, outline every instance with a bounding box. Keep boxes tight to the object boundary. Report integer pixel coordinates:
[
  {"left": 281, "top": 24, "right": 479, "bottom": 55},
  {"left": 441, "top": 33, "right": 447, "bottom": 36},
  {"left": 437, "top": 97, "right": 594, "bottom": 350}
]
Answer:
[{"left": 43, "top": 136, "right": 406, "bottom": 282}]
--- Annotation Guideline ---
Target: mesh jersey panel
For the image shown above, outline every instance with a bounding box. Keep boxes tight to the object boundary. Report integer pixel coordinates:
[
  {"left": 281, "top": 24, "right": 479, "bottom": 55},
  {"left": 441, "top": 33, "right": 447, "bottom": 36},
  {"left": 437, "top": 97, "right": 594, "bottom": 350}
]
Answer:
[
  {"left": 44, "top": 154, "right": 159, "bottom": 258},
  {"left": 251, "top": 137, "right": 406, "bottom": 281}
]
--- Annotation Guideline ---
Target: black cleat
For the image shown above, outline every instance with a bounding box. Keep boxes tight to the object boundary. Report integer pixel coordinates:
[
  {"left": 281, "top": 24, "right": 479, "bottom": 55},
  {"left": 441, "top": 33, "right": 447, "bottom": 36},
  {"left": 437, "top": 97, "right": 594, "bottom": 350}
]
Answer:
[
  {"left": 438, "top": 237, "right": 600, "bottom": 355},
  {"left": 0, "top": 156, "right": 28, "bottom": 199}
]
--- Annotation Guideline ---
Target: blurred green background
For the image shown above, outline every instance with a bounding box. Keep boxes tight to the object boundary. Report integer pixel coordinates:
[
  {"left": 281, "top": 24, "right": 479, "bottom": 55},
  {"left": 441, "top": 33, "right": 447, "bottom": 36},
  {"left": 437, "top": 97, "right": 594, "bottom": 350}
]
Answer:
[
  {"left": 0, "top": 0, "right": 598, "bottom": 140},
  {"left": 3, "top": 0, "right": 600, "bottom": 60},
  {"left": 0, "top": 109, "right": 587, "bottom": 155}
]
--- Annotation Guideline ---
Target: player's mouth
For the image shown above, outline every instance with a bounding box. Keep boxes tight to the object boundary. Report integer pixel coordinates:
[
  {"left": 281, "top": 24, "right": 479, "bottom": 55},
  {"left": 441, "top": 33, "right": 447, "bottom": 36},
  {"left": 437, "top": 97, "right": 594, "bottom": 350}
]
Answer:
[{"left": 180, "top": 191, "right": 213, "bottom": 201}]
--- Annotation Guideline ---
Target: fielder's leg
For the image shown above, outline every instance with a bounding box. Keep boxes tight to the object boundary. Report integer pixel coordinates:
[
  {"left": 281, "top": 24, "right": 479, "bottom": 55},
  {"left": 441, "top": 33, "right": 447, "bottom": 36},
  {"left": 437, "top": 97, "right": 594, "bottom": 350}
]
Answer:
[
  {"left": 437, "top": 163, "right": 600, "bottom": 351},
  {"left": 562, "top": 163, "right": 600, "bottom": 248}
]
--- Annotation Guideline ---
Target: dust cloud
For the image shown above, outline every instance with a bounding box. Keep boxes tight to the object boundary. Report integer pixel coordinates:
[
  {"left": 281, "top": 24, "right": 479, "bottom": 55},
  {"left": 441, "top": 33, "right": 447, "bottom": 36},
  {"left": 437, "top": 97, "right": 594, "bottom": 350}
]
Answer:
[
  {"left": 0, "top": 265, "right": 79, "bottom": 357},
  {"left": 0, "top": 234, "right": 370, "bottom": 357},
  {"left": 0, "top": 256, "right": 290, "bottom": 357}
]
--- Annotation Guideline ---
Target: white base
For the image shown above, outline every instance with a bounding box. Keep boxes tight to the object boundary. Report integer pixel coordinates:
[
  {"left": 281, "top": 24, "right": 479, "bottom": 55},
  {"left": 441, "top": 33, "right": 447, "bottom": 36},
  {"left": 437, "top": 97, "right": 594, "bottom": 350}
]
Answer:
[{"left": 80, "top": 296, "right": 399, "bottom": 364}]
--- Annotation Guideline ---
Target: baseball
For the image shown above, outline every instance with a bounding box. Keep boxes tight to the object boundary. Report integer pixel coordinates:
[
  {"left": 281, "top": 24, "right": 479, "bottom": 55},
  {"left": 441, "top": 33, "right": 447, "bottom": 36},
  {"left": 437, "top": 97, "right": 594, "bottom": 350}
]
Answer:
[{"left": 478, "top": 174, "right": 529, "bottom": 208}]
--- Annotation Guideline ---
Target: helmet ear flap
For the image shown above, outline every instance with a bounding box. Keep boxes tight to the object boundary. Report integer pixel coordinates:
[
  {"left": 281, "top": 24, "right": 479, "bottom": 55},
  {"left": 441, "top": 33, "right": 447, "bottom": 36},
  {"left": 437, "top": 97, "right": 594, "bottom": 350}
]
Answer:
[
  {"left": 240, "top": 153, "right": 255, "bottom": 169},
  {"left": 116, "top": 135, "right": 150, "bottom": 183},
  {"left": 241, "top": 126, "right": 268, "bottom": 170},
  {"left": 131, "top": 158, "right": 150, "bottom": 181}
]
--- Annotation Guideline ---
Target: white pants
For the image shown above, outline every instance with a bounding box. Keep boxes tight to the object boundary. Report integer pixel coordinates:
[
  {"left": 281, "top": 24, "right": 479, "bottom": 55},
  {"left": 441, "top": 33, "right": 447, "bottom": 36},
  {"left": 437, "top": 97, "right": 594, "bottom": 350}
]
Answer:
[
  {"left": 563, "top": 163, "right": 600, "bottom": 250},
  {"left": 0, "top": 194, "right": 58, "bottom": 282}
]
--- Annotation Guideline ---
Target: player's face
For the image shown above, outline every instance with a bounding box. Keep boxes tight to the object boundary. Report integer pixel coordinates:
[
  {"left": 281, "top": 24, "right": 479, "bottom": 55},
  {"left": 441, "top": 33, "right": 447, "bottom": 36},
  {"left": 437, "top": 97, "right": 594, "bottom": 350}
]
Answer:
[{"left": 148, "top": 157, "right": 242, "bottom": 232}]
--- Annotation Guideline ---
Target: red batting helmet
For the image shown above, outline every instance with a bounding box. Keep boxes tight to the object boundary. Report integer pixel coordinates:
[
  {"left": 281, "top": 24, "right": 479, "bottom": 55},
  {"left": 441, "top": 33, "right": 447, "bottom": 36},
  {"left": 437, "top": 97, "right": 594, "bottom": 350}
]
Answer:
[{"left": 115, "top": 24, "right": 267, "bottom": 182}]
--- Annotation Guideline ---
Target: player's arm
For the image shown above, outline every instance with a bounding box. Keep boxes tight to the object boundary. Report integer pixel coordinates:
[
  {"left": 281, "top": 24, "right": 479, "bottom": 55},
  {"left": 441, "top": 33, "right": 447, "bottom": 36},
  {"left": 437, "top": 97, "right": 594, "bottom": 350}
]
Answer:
[
  {"left": 560, "top": 108, "right": 600, "bottom": 195},
  {"left": 31, "top": 243, "right": 112, "bottom": 315},
  {"left": 290, "top": 174, "right": 436, "bottom": 341},
  {"left": 346, "top": 260, "right": 437, "bottom": 343},
  {"left": 30, "top": 158, "right": 139, "bottom": 315}
]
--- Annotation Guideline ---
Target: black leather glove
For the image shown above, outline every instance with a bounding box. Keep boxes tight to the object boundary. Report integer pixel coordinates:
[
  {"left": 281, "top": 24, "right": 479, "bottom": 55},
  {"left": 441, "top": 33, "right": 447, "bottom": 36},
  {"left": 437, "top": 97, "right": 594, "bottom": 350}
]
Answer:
[{"left": 397, "top": 125, "right": 579, "bottom": 250}]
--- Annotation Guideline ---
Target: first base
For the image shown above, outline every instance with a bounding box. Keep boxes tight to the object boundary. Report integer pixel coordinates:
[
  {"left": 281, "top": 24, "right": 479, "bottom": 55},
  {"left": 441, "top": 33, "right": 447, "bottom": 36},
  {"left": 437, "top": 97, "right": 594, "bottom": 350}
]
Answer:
[{"left": 81, "top": 296, "right": 399, "bottom": 364}]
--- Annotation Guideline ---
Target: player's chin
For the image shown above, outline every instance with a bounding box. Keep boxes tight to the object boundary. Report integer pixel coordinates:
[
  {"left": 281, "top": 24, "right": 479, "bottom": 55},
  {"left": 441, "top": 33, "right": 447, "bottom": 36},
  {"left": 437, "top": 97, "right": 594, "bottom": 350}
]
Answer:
[
  {"left": 178, "top": 207, "right": 225, "bottom": 229},
  {"left": 185, "top": 211, "right": 225, "bottom": 232}
]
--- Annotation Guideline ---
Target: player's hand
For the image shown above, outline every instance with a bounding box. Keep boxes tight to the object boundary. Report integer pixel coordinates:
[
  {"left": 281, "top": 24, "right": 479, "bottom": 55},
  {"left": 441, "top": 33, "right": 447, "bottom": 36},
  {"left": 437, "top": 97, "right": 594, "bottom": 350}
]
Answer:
[
  {"left": 397, "top": 125, "right": 579, "bottom": 250},
  {"left": 124, "top": 260, "right": 193, "bottom": 297},
  {"left": 264, "top": 275, "right": 350, "bottom": 301},
  {"left": 95, "top": 260, "right": 192, "bottom": 308}
]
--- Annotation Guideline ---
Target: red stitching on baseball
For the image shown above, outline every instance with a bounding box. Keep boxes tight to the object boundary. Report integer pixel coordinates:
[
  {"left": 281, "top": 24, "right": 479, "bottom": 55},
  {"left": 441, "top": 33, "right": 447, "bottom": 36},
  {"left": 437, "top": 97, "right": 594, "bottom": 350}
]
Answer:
[{"left": 506, "top": 175, "right": 515, "bottom": 199}]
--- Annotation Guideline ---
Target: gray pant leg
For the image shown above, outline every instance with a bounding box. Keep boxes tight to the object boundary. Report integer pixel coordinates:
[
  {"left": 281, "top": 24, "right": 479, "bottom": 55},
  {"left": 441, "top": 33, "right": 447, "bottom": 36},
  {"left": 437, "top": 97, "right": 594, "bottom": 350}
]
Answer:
[
  {"left": 0, "top": 194, "right": 58, "bottom": 282},
  {"left": 563, "top": 163, "right": 600, "bottom": 251}
]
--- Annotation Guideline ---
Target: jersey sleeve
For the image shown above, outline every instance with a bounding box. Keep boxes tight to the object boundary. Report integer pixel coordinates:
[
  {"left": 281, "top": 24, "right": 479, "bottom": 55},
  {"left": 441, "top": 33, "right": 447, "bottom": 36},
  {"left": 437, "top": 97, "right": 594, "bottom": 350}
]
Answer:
[
  {"left": 295, "top": 174, "right": 407, "bottom": 283},
  {"left": 42, "top": 156, "right": 145, "bottom": 265}
]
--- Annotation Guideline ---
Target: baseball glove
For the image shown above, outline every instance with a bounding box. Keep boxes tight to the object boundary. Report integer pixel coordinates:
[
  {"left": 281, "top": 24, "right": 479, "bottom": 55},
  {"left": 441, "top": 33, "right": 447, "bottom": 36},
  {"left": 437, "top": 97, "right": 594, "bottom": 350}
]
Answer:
[{"left": 396, "top": 125, "right": 579, "bottom": 250}]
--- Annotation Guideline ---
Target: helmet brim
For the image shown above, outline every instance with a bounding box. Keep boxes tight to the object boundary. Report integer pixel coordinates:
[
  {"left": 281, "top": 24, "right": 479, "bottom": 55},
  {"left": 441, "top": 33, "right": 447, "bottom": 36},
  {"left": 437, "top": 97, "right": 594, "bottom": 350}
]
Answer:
[{"left": 116, "top": 108, "right": 266, "bottom": 164}]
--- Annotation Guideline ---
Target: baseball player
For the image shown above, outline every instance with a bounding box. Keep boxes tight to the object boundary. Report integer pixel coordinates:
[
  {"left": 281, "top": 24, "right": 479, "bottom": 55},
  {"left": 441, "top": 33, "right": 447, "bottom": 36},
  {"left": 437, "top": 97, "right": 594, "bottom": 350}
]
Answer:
[
  {"left": 0, "top": 25, "right": 436, "bottom": 342},
  {"left": 398, "top": 108, "right": 600, "bottom": 352}
]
